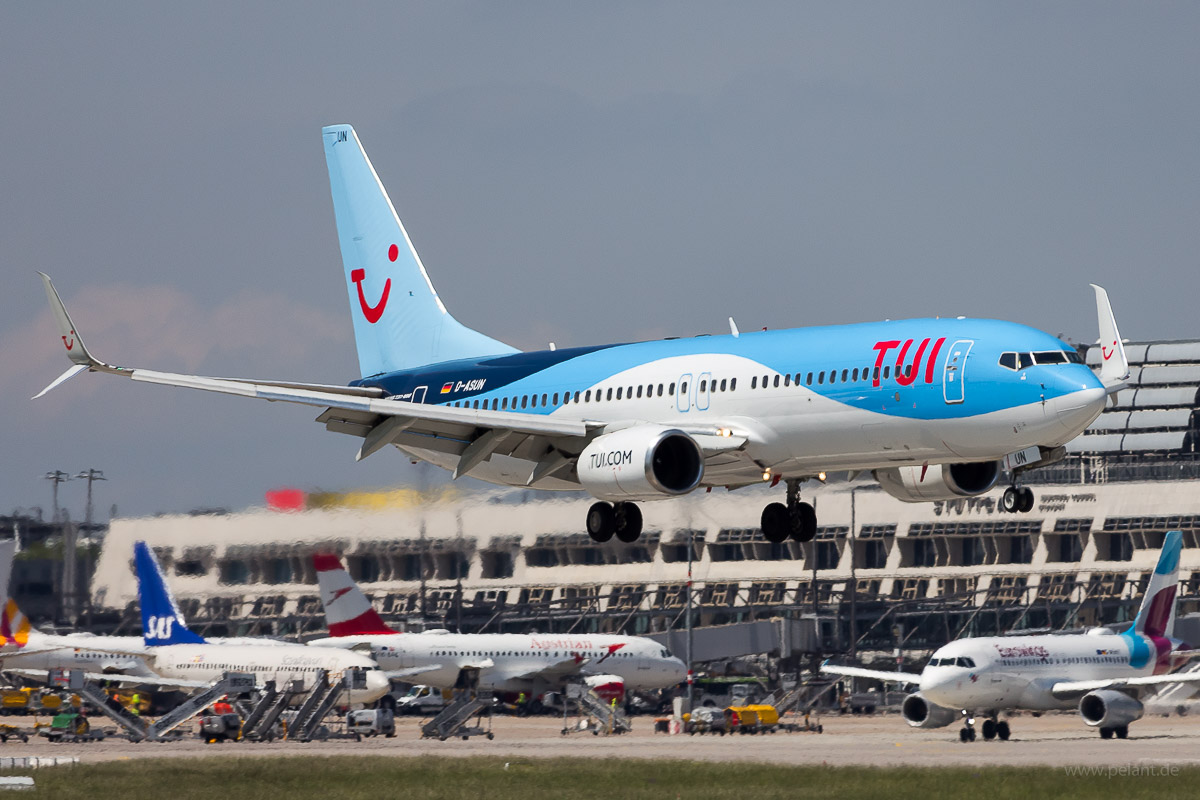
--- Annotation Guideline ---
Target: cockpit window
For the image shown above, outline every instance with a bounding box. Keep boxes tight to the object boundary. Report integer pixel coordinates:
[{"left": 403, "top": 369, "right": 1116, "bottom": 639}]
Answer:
[
  {"left": 956, "top": 657, "right": 975, "bottom": 668},
  {"left": 1002, "top": 351, "right": 1076, "bottom": 370}
]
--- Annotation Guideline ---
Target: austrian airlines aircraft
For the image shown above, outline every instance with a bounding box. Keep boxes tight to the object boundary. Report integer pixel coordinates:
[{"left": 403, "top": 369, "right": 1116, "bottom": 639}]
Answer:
[
  {"left": 824, "top": 532, "right": 1200, "bottom": 741},
  {"left": 305, "top": 554, "right": 686, "bottom": 702},
  {"left": 36, "top": 124, "right": 1128, "bottom": 544}
]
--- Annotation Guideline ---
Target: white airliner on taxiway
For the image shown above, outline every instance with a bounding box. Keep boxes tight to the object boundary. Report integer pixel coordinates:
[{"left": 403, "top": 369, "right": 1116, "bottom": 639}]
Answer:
[
  {"left": 824, "top": 531, "right": 1200, "bottom": 741},
  {"left": 8, "top": 543, "right": 391, "bottom": 704},
  {"left": 36, "top": 124, "right": 1128, "bottom": 546},
  {"left": 305, "top": 554, "right": 686, "bottom": 705}
]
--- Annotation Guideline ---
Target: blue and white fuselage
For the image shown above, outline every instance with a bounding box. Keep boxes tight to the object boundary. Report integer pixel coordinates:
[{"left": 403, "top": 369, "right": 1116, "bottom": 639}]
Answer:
[{"left": 354, "top": 319, "right": 1106, "bottom": 490}]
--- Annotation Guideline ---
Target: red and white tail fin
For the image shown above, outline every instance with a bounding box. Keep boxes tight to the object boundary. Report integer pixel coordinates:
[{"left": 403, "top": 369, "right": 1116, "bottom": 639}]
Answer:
[
  {"left": 0, "top": 599, "right": 32, "bottom": 648},
  {"left": 313, "top": 554, "right": 397, "bottom": 636}
]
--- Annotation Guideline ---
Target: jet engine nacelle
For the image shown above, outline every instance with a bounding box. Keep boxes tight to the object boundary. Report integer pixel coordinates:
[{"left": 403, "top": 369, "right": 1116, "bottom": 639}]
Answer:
[
  {"left": 1079, "top": 690, "right": 1144, "bottom": 729},
  {"left": 901, "top": 692, "right": 958, "bottom": 728},
  {"left": 577, "top": 426, "right": 704, "bottom": 501},
  {"left": 873, "top": 461, "right": 1001, "bottom": 503}
]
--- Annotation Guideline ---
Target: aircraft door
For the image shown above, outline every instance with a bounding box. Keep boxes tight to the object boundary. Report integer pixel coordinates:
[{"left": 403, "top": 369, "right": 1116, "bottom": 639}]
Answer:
[
  {"left": 696, "top": 372, "right": 712, "bottom": 411},
  {"left": 676, "top": 374, "right": 692, "bottom": 412},
  {"left": 942, "top": 340, "right": 973, "bottom": 404},
  {"left": 412, "top": 386, "right": 428, "bottom": 404}
]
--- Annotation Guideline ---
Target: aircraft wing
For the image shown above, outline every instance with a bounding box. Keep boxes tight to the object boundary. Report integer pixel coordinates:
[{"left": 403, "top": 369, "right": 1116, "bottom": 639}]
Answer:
[
  {"left": 381, "top": 665, "right": 444, "bottom": 682},
  {"left": 506, "top": 656, "right": 589, "bottom": 683},
  {"left": 821, "top": 663, "right": 922, "bottom": 686},
  {"left": 35, "top": 273, "right": 750, "bottom": 484},
  {"left": 1051, "top": 672, "right": 1200, "bottom": 698},
  {"left": 3, "top": 668, "right": 209, "bottom": 690}
]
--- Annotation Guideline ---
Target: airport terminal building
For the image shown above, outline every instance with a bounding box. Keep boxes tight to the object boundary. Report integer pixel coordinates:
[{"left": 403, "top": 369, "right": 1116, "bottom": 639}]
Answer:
[{"left": 90, "top": 340, "right": 1200, "bottom": 664}]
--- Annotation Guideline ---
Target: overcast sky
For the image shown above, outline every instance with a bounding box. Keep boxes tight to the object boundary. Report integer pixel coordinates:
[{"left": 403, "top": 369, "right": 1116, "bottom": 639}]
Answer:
[{"left": 2, "top": 3, "right": 1197, "bottom": 522}]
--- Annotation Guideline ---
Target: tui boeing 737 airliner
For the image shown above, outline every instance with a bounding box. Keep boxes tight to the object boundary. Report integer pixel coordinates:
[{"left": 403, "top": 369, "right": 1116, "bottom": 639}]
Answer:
[{"left": 36, "top": 124, "right": 1128, "bottom": 544}]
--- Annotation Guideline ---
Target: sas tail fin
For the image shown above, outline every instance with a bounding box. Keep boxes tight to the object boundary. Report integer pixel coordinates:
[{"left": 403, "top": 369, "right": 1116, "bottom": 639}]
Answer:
[
  {"left": 313, "top": 553, "right": 397, "bottom": 636},
  {"left": 1130, "top": 530, "right": 1182, "bottom": 639},
  {"left": 134, "top": 541, "right": 206, "bottom": 646},
  {"left": 322, "top": 124, "right": 518, "bottom": 378}
]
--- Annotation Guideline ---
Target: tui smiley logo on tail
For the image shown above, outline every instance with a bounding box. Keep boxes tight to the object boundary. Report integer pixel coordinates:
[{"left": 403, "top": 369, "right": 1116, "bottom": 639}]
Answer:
[
  {"left": 350, "top": 244, "right": 398, "bottom": 324},
  {"left": 62, "top": 329, "right": 75, "bottom": 351}
]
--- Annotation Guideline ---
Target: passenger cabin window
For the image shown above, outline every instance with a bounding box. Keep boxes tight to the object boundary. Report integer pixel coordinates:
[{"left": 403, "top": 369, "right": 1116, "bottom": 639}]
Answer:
[
  {"left": 616, "top": 387, "right": 623, "bottom": 400},
  {"left": 720, "top": 379, "right": 727, "bottom": 391},
  {"left": 671, "top": 382, "right": 678, "bottom": 395},
  {"left": 730, "top": 378, "right": 737, "bottom": 391},
  {"left": 700, "top": 380, "right": 707, "bottom": 392},
  {"left": 751, "top": 376, "right": 758, "bottom": 389},
  {"left": 607, "top": 388, "right": 613, "bottom": 401}
]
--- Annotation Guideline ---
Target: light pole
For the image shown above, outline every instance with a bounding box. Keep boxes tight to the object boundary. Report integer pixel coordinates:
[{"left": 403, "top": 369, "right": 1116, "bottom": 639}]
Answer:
[
  {"left": 43, "top": 471, "right": 73, "bottom": 625},
  {"left": 75, "top": 469, "right": 106, "bottom": 626},
  {"left": 685, "top": 526, "right": 695, "bottom": 712},
  {"left": 849, "top": 488, "right": 857, "bottom": 661}
]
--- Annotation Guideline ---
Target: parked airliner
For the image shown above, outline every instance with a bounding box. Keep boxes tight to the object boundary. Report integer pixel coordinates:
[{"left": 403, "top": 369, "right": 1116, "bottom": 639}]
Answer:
[
  {"left": 305, "top": 553, "right": 686, "bottom": 704},
  {"left": 35, "top": 124, "right": 1128, "bottom": 544},
  {"left": 824, "top": 531, "right": 1200, "bottom": 741},
  {"left": 9, "top": 543, "right": 392, "bottom": 703}
]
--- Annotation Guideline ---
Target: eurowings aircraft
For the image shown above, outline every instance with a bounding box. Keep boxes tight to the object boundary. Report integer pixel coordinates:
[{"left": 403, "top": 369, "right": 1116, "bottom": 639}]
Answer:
[
  {"left": 5, "top": 543, "right": 391, "bottom": 703},
  {"left": 36, "top": 124, "right": 1128, "bottom": 544},
  {"left": 823, "top": 531, "right": 1200, "bottom": 741},
  {"left": 305, "top": 553, "right": 686, "bottom": 703}
]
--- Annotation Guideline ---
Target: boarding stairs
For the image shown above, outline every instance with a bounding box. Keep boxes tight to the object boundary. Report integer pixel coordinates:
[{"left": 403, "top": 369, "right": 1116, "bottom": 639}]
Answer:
[
  {"left": 241, "top": 680, "right": 302, "bottom": 742},
  {"left": 420, "top": 690, "right": 494, "bottom": 740},
  {"left": 63, "top": 670, "right": 256, "bottom": 742},
  {"left": 572, "top": 685, "right": 632, "bottom": 735},
  {"left": 1150, "top": 661, "right": 1200, "bottom": 710}
]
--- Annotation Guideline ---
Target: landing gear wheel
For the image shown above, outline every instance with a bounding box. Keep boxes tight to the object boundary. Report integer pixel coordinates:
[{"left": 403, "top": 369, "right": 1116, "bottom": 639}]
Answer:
[
  {"left": 1001, "top": 487, "right": 1020, "bottom": 513},
  {"left": 997, "top": 721, "right": 1010, "bottom": 740},
  {"left": 586, "top": 502, "right": 615, "bottom": 542},
  {"left": 959, "top": 726, "right": 976, "bottom": 743},
  {"left": 614, "top": 502, "right": 643, "bottom": 543},
  {"left": 1100, "top": 727, "right": 1113, "bottom": 740},
  {"left": 761, "top": 503, "right": 790, "bottom": 543},
  {"left": 790, "top": 502, "right": 817, "bottom": 543},
  {"left": 1018, "top": 487, "right": 1034, "bottom": 513},
  {"left": 1115, "top": 725, "right": 1129, "bottom": 739},
  {"left": 981, "top": 719, "right": 997, "bottom": 740}
]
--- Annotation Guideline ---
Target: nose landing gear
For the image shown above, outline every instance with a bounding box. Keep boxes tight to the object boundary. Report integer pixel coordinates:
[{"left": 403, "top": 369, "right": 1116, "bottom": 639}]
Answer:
[
  {"left": 761, "top": 480, "right": 817, "bottom": 543},
  {"left": 1000, "top": 485, "right": 1034, "bottom": 514}
]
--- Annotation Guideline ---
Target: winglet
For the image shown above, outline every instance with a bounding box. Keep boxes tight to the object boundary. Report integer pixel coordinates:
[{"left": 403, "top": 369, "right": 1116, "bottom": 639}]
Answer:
[
  {"left": 34, "top": 273, "right": 121, "bottom": 399},
  {"left": 1090, "top": 284, "right": 1128, "bottom": 392}
]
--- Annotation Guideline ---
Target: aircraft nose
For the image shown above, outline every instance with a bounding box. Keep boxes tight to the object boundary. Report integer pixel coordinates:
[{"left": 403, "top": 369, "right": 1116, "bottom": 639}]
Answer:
[
  {"left": 363, "top": 670, "right": 391, "bottom": 702},
  {"left": 1051, "top": 385, "right": 1107, "bottom": 436}
]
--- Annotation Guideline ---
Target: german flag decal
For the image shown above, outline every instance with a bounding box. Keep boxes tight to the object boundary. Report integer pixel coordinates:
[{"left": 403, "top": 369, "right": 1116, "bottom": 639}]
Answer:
[{"left": 440, "top": 382, "right": 453, "bottom": 394}]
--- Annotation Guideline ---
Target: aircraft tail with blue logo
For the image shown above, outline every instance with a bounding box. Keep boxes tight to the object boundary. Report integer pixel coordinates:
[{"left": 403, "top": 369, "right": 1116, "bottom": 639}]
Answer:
[
  {"left": 322, "top": 124, "right": 519, "bottom": 379},
  {"left": 1129, "top": 530, "right": 1182, "bottom": 640},
  {"left": 134, "top": 541, "right": 206, "bottom": 646}
]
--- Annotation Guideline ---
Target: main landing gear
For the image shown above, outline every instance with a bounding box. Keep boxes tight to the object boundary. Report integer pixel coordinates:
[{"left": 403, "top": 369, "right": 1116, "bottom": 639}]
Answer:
[
  {"left": 960, "top": 713, "right": 1010, "bottom": 742},
  {"left": 586, "top": 501, "right": 643, "bottom": 543},
  {"left": 1000, "top": 485, "right": 1035, "bottom": 514},
  {"left": 980, "top": 715, "right": 1011, "bottom": 741},
  {"left": 761, "top": 480, "right": 817, "bottom": 544},
  {"left": 1098, "top": 725, "right": 1129, "bottom": 740}
]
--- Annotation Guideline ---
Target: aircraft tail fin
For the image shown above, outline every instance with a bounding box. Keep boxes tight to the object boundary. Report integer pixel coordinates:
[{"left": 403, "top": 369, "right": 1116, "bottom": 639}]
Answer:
[
  {"left": 1130, "top": 531, "right": 1182, "bottom": 639},
  {"left": 322, "top": 125, "right": 518, "bottom": 378},
  {"left": 313, "top": 553, "right": 397, "bottom": 636},
  {"left": 134, "top": 541, "right": 206, "bottom": 646},
  {"left": 0, "top": 599, "right": 33, "bottom": 648}
]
